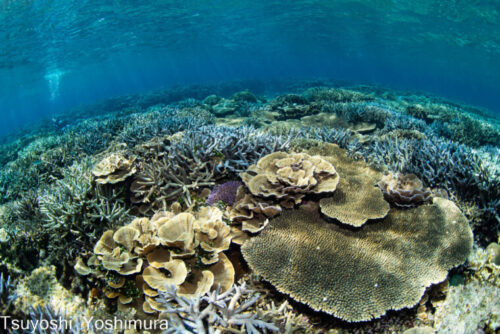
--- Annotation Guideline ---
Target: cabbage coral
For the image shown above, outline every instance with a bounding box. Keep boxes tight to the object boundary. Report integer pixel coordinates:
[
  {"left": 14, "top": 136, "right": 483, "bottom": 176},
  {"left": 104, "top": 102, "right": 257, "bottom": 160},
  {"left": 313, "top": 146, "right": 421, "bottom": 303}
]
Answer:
[{"left": 76, "top": 206, "right": 235, "bottom": 314}]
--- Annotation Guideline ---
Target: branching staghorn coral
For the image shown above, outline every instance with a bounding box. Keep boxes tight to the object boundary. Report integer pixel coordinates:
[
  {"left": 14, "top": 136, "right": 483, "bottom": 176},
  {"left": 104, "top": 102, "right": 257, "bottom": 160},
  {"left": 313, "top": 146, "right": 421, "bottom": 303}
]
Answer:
[
  {"left": 131, "top": 126, "right": 290, "bottom": 213},
  {"left": 116, "top": 106, "right": 212, "bottom": 146},
  {"left": 359, "top": 135, "right": 500, "bottom": 244},
  {"left": 0, "top": 272, "right": 16, "bottom": 313},
  {"left": 155, "top": 282, "right": 279, "bottom": 334},
  {"left": 39, "top": 160, "right": 130, "bottom": 259}
]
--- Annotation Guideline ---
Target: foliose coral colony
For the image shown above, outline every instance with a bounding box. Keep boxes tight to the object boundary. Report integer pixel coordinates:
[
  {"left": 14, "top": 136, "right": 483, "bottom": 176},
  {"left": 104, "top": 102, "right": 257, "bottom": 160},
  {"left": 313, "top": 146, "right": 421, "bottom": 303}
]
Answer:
[{"left": 0, "top": 81, "right": 498, "bottom": 333}]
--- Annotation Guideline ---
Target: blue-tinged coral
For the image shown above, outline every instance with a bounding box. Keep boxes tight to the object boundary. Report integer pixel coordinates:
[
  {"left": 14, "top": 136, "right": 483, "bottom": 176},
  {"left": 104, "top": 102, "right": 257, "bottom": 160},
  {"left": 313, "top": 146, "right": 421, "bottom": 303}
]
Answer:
[
  {"left": 359, "top": 136, "right": 499, "bottom": 244},
  {"left": 154, "top": 283, "right": 280, "bottom": 333},
  {"left": 433, "top": 280, "right": 499, "bottom": 334},
  {"left": 0, "top": 82, "right": 499, "bottom": 334},
  {"left": 39, "top": 160, "right": 130, "bottom": 260},
  {"left": 0, "top": 272, "right": 16, "bottom": 313},
  {"left": 131, "top": 126, "right": 289, "bottom": 212},
  {"left": 115, "top": 106, "right": 213, "bottom": 146},
  {"left": 269, "top": 93, "right": 320, "bottom": 120}
]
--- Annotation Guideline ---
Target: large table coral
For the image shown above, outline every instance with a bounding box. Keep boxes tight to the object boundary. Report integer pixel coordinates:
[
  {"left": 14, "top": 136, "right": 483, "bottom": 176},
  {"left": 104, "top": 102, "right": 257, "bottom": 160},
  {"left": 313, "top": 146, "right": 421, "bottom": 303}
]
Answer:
[{"left": 242, "top": 198, "right": 473, "bottom": 322}]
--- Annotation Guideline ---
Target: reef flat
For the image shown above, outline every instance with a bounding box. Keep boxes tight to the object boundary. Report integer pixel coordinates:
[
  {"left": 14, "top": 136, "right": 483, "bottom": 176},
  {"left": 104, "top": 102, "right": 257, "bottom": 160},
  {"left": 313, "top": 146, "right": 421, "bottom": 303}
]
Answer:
[{"left": 0, "top": 81, "right": 498, "bottom": 333}]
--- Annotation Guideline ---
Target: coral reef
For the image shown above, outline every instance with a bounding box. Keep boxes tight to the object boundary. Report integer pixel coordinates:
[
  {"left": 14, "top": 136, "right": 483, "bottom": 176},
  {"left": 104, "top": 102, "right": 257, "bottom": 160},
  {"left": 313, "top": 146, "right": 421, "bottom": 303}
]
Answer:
[
  {"left": 377, "top": 172, "right": 432, "bottom": 208},
  {"left": 242, "top": 198, "right": 473, "bottom": 322},
  {"left": 130, "top": 126, "right": 289, "bottom": 213},
  {"left": 433, "top": 280, "right": 499, "bottom": 333},
  {"left": 240, "top": 152, "right": 339, "bottom": 208},
  {"left": 206, "top": 180, "right": 242, "bottom": 206},
  {"left": 92, "top": 153, "right": 136, "bottom": 184},
  {"left": 0, "top": 82, "right": 499, "bottom": 334},
  {"left": 153, "top": 282, "right": 280, "bottom": 333}
]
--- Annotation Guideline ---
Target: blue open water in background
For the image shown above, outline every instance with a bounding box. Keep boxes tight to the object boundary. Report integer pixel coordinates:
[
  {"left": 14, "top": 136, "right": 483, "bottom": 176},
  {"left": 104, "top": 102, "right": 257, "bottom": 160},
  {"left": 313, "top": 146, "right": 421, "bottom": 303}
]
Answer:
[{"left": 1, "top": 0, "right": 499, "bottom": 137}]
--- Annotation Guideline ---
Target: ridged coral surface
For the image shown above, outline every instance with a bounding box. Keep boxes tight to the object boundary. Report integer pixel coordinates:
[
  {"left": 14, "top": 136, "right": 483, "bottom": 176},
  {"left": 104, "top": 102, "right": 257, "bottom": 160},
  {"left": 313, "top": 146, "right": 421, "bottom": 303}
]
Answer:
[{"left": 242, "top": 198, "right": 473, "bottom": 322}]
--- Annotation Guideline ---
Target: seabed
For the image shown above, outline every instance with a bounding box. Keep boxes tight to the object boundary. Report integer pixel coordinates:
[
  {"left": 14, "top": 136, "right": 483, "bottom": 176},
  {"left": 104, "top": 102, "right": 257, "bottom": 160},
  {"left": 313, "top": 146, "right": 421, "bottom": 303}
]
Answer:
[{"left": 0, "top": 80, "right": 498, "bottom": 333}]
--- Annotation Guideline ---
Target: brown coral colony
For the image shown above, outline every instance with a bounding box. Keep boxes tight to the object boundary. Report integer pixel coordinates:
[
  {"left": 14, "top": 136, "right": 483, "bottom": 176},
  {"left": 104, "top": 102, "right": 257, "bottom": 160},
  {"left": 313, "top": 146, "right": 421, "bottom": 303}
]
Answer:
[
  {"left": 77, "top": 206, "right": 235, "bottom": 314},
  {"left": 76, "top": 144, "right": 474, "bottom": 325}
]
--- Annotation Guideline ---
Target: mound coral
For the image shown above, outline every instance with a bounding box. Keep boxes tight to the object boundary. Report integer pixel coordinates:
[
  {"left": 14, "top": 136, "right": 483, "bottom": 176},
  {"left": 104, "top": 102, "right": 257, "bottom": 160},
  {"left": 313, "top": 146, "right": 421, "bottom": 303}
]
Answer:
[
  {"left": 241, "top": 152, "right": 339, "bottom": 208},
  {"left": 241, "top": 198, "right": 473, "bottom": 322},
  {"left": 377, "top": 172, "right": 432, "bottom": 208},
  {"left": 76, "top": 206, "right": 235, "bottom": 314},
  {"left": 92, "top": 153, "right": 136, "bottom": 184}
]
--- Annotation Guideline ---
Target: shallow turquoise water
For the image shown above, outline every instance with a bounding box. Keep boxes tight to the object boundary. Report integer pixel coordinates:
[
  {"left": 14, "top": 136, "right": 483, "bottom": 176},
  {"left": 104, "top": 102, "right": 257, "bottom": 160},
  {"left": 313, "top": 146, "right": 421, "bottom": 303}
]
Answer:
[{"left": 0, "top": 0, "right": 499, "bottom": 136}]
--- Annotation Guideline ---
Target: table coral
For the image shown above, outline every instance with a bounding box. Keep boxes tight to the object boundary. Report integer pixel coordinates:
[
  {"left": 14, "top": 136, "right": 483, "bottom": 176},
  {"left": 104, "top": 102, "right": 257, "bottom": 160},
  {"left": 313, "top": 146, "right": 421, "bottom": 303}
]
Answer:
[
  {"left": 319, "top": 174, "right": 390, "bottom": 227},
  {"left": 242, "top": 198, "right": 473, "bottom": 322}
]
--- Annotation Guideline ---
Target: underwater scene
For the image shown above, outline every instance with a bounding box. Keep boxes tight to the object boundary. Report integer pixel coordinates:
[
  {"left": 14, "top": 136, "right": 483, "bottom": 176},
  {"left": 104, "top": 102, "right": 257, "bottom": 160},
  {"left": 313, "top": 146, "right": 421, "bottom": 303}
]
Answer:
[{"left": 0, "top": 1, "right": 499, "bottom": 333}]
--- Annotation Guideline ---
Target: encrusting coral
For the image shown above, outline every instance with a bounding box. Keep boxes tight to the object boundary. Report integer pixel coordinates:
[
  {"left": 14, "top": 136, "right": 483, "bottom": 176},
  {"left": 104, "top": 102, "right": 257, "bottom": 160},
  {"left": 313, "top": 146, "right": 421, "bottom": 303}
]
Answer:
[
  {"left": 75, "top": 206, "right": 235, "bottom": 314},
  {"left": 242, "top": 198, "right": 473, "bottom": 322},
  {"left": 378, "top": 172, "right": 432, "bottom": 208},
  {"left": 92, "top": 153, "right": 137, "bottom": 184}
]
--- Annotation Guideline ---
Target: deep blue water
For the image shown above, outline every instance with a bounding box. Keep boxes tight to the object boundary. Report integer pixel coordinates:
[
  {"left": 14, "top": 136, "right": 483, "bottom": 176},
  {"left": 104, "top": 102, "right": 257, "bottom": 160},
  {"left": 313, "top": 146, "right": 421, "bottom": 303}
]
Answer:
[{"left": 1, "top": 0, "right": 499, "bottom": 137}]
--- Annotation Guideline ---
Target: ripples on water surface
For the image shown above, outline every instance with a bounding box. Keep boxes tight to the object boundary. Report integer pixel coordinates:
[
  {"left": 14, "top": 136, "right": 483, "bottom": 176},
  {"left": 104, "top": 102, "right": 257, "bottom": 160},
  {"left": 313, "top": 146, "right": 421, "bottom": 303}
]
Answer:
[{"left": 0, "top": 0, "right": 499, "bottom": 133}]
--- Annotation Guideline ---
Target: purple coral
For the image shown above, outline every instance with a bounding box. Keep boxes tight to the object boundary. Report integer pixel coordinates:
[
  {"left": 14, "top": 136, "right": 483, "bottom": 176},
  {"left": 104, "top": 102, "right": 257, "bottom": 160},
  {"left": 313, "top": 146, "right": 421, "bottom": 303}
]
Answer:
[{"left": 206, "top": 181, "right": 242, "bottom": 206}]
